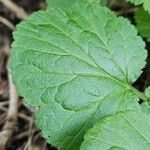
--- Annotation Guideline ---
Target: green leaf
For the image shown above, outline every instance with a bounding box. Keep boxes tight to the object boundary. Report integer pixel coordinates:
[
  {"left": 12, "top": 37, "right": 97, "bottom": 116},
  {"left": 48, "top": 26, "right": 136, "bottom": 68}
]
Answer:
[
  {"left": 126, "top": 0, "right": 143, "bottom": 5},
  {"left": 143, "top": 0, "right": 150, "bottom": 13},
  {"left": 81, "top": 111, "right": 150, "bottom": 150},
  {"left": 145, "top": 87, "right": 150, "bottom": 98},
  {"left": 135, "top": 8, "right": 150, "bottom": 39},
  {"left": 126, "top": 0, "right": 150, "bottom": 13},
  {"left": 10, "top": 2, "right": 147, "bottom": 150}
]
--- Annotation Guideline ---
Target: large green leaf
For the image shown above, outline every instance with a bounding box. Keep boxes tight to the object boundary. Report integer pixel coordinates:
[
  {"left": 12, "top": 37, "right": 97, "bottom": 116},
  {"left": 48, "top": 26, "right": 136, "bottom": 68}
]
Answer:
[
  {"left": 81, "top": 111, "right": 150, "bottom": 150},
  {"left": 10, "top": 1, "right": 147, "bottom": 149},
  {"left": 126, "top": 0, "right": 150, "bottom": 13},
  {"left": 135, "top": 8, "right": 150, "bottom": 39}
]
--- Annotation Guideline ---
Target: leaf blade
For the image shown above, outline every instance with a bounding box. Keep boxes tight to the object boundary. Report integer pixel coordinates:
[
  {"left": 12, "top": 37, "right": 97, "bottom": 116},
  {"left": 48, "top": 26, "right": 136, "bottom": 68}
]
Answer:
[
  {"left": 10, "top": 3, "right": 147, "bottom": 149},
  {"left": 81, "top": 111, "right": 150, "bottom": 150},
  {"left": 126, "top": 0, "right": 150, "bottom": 13},
  {"left": 135, "top": 8, "right": 150, "bottom": 39}
]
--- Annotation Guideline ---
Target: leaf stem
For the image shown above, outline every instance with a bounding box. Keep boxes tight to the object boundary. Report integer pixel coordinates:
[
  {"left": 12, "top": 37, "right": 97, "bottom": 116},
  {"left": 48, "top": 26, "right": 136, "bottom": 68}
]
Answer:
[{"left": 130, "top": 86, "right": 149, "bottom": 102}]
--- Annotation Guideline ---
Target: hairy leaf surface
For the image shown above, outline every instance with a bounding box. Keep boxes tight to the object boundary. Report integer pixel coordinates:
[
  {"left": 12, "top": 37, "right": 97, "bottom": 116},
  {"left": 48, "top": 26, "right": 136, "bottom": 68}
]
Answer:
[
  {"left": 81, "top": 111, "right": 150, "bottom": 150},
  {"left": 135, "top": 8, "right": 150, "bottom": 39},
  {"left": 10, "top": 2, "right": 147, "bottom": 149}
]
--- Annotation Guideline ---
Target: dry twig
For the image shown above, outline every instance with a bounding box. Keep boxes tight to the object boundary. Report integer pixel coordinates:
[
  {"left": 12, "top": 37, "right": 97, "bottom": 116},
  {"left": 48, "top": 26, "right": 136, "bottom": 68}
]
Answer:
[
  {"left": 0, "top": 69, "right": 19, "bottom": 150},
  {"left": 0, "top": 0, "right": 28, "bottom": 20},
  {"left": 0, "top": 15, "right": 15, "bottom": 30}
]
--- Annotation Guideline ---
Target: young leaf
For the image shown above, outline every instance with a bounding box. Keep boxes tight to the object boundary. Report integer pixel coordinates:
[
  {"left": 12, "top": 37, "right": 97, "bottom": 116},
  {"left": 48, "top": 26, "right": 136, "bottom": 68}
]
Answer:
[
  {"left": 126, "top": 0, "right": 143, "bottom": 5},
  {"left": 81, "top": 111, "right": 150, "bottom": 150},
  {"left": 126, "top": 0, "right": 144, "bottom": 5},
  {"left": 135, "top": 8, "right": 150, "bottom": 39},
  {"left": 127, "top": 0, "right": 150, "bottom": 13},
  {"left": 10, "top": 2, "right": 147, "bottom": 150}
]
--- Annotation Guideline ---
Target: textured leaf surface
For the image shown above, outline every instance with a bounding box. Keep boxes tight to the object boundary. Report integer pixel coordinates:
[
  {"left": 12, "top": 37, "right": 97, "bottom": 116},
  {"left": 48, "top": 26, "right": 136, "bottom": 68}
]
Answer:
[
  {"left": 10, "top": 2, "right": 147, "bottom": 150},
  {"left": 81, "top": 111, "right": 150, "bottom": 150},
  {"left": 135, "top": 8, "right": 150, "bottom": 39},
  {"left": 126, "top": 0, "right": 150, "bottom": 13}
]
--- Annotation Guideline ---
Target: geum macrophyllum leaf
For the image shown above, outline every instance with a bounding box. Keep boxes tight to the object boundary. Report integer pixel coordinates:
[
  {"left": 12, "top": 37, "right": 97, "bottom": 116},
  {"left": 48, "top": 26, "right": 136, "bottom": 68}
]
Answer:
[
  {"left": 81, "top": 111, "right": 150, "bottom": 150},
  {"left": 135, "top": 8, "right": 150, "bottom": 39},
  {"left": 10, "top": 1, "right": 147, "bottom": 150}
]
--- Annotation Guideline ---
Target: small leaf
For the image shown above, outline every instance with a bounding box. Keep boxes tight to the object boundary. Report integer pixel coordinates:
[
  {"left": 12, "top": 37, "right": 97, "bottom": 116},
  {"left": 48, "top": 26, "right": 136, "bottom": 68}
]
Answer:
[
  {"left": 135, "top": 8, "right": 150, "bottom": 39},
  {"left": 10, "top": 2, "right": 147, "bottom": 149},
  {"left": 126, "top": 0, "right": 150, "bottom": 13},
  {"left": 143, "top": 0, "right": 150, "bottom": 13},
  {"left": 126, "top": 0, "right": 143, "bottom": 5},
  {"left": 81, "top": 111, "right": 150, "bottom": 150}
]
